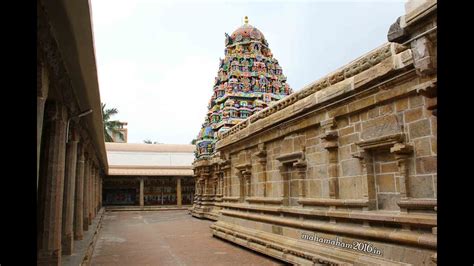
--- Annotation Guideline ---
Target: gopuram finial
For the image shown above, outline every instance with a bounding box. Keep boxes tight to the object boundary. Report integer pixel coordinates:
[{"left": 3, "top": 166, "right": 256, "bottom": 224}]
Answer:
[{"left": 244, "top": 16, "right": 249, "bottom": 24}]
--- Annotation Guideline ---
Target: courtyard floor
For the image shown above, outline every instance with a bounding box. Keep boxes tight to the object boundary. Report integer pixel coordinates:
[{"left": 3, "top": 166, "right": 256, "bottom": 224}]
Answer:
[{"left": 90, "top": 210, "right": 286, "bottom": 265}]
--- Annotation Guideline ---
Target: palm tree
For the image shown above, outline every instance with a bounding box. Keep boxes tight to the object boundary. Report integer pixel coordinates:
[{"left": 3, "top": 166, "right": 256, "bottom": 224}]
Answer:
[{"left": 102, "top": 103, "right": 124, "bottom": 142}]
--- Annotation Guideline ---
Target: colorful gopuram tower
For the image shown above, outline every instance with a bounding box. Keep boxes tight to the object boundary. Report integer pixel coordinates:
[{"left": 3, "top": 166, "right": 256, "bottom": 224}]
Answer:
[{"left": 195, "top": 16, "right": 293, "bottom": 159}]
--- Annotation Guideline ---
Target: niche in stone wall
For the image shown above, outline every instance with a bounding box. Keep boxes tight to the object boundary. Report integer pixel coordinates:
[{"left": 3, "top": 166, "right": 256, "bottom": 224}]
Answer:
[
  {"left": 235, "top": 163, "right": 251, "bottom": 202},
  {"left": 353, "top": 132, "right": 413, "bottom": 211},
  {"left": 372, "top": 149, "right": 400, "bottom": 210},
  {"left": 276, "top": 150, "right": 307, "bottom": 206}
]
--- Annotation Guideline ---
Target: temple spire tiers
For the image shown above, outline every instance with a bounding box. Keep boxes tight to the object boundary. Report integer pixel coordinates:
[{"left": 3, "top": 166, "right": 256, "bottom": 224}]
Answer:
[
  {"left": 191, "top": 18, "right": 293, "bottom": 220},
  {"left": 194, "top": 17, "right": 293, "bottom": 160}
]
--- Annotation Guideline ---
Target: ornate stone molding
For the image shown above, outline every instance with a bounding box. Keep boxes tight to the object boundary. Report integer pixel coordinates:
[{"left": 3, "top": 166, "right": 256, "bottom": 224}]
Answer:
[
  {"left": 397, "top": 199, "right": 436, "bottom": 210},
  {"left": 356, "top": 133, "right": 405, "bottom": 150},
  {"left": 219, "top": 209, "right": 436, "bottom": 249},
  {"left": 275, "top": 151, "right": 305, "bottom": 166}
]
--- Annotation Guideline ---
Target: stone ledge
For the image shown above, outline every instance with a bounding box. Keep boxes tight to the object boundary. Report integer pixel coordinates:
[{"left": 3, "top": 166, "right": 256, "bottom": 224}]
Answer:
[
  {"left": 397, "top": 199, "right": 436, "bottom": 210},
  {"left": 223, "top": 196, "right": 240, "bottom": 202},
  {"left": 298, "top": 198, "right": 369, "bottom": 207},
  {"left": 212, "top": 221, "right": 413, "bottom": 265},
  {"left": 404, "top": 0, "right": 437, "bottom": 28},
  {"left": 220, "top": 202, "right": 436, "bottom": 226},
  {"left": 246, "top": 197, "right": 284, "bottom": 204},
  {"left": 275, "top": 151, "right": 304, "bottom": 164},
  {"left": 356, "top": 133, "right": 405, "bottom": 150},
  {"left": 201, "top": 202, "right": 217, "bottom": 207},
  {"left": 220, "top": 209, "right": 436, "bottom": 249}
]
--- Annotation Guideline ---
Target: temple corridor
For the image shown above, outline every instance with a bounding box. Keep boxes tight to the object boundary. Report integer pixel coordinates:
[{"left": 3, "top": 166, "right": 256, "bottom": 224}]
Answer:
[{"left": 90, "top": 210, "right": 285, "bottom": 265}]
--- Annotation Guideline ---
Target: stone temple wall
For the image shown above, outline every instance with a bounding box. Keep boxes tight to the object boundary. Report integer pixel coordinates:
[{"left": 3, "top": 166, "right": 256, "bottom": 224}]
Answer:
[{"left": 191, "top": 0, "right": 437, "bottom": 264}]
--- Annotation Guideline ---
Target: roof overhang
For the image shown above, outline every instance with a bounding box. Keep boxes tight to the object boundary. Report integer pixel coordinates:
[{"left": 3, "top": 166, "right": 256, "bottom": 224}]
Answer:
[
  {"left": 105, "top": 143, "right": 195, "bottom": 153},
  {"left": 41, "top": 0, "right": 108, "bottom": 171},
  {"left": 108, "top": 166, "right": 194, "bottom": 176}
]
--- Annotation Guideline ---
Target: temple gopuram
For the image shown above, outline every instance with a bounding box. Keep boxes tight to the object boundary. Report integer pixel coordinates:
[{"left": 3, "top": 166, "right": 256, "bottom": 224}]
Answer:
[
  {"left": 192, "top": 17, "right": 293, "bottom": 220},
  {"left": 194, "top": 16, "right": 293, "bottom": 160},
  {"left": 191, "top": 0, "right": 437, "bottom": 264}
]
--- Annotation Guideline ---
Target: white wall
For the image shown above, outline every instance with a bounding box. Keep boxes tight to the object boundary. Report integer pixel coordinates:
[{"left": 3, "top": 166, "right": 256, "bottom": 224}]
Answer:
[{"left": 107, "top": 151, "right": 194, "bottom": 167}]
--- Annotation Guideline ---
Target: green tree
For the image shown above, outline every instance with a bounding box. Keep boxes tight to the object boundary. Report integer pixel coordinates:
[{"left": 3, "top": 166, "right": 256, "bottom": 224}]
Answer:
[{"left": 102, "top": 103, "right": 124, "bottom": 142}]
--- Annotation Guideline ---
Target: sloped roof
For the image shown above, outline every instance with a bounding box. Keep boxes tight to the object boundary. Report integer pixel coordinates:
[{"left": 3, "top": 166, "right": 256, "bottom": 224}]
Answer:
[{"left": 106, "top": 143, "right": 195, "bottom": 176}]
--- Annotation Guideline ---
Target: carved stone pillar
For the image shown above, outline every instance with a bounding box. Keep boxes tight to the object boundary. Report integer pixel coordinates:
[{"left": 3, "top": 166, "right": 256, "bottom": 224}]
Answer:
[
  {"left": 99, "top": 176, "right": 102, "bottom": 208},
  {"left": 352, "top": 151, "right": 376, "bottom": 210},
  {"left": 37, "top": 61, "right": 49, "bottom": 192},
  {"left": 37, "top": 101, "right": 68, "bottom": 265},
  {"left": 195, "top": 178, "right": 200, "bottom": 195},
  {"left": 82, "top": 157, "right": 90, "bottom": 231},
  {"left": 74, "top": 142, "right": 85, "bottom": 240},
  {"left": 390, "top": 143, "right": 413, "bottom": 201},
  {"left": 219, "top": 162, "right": 230, "bottom": 197},
  {"left": 94, "top": 168, "right": 98, "bottom": 213},
  {"left": 254, "top": 144, "right": 267, "bottom": 197},
  {"left": 294, "top": 160, "right": 307, "bottom": 198},
  {"left": 322, "top": 130, "right": 339, "bottom": 199},
  {"left": 86, "top": 160, "right": 93, "bottom": 226},
  {"left": 177, "top": 176, "right": 182, "bottom": 207},
  {"left": 90, "top": 167, "right": 95, "bottom": 219},
  {"left": 236, "top": 164, "right": 251, "bottom": 201},
  {"left": 161, "top": 179, "right": 165, "bottom": 205},
  {"left": 96, "top": 170, "right": 100, "bottom": 212},
  {"left": 61, "top": 126, "right": 78, "bottom": 255},
  {"left": 94, "top": 166, "right": 98, "bottom": 215},
  {"left": 139, "top": 177, "right": 144, "bottom": 207},
  {"left": 89, "top": 165, "right": 95, "bottom": 222},
  {"left": 243, "top": 170, "right": 252, "bottom": 198},
  {"left": 219, "top": 173, "right": 224, "bottom": 195},
  {"left": 212, "top": 172, "right": 218, "bottom": 196},
  {"left": 199, "top": 175, "right": 203, "bottom": 196},
  {"left": 279, "top": 165, "right": 289, "bottom": 206},
  {"left": 96, "top": 172, "right": 100, "bottom": 212}
]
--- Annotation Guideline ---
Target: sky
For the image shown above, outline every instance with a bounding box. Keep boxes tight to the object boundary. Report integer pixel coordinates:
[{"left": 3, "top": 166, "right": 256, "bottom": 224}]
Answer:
[{"left": 90, "top": 0, "right": 405, "bottom": 144}]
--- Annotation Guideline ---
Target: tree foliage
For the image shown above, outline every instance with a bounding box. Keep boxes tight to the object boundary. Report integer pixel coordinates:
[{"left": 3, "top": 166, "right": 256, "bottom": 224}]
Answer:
[{"left": 102, "top": 103, "right": 124, "bottom": 142}]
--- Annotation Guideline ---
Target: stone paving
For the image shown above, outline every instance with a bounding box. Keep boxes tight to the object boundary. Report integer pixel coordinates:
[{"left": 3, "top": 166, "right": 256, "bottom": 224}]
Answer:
[
  {"left": 90, "top": 210, "right": 286, "bottom": 265},
  {"left": 62, "top": 208, "right": 104, "bottom": 266}
]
